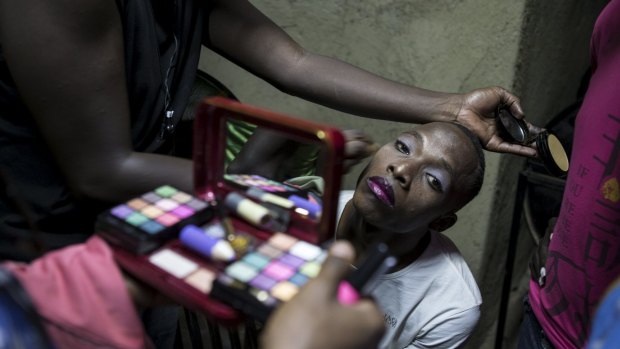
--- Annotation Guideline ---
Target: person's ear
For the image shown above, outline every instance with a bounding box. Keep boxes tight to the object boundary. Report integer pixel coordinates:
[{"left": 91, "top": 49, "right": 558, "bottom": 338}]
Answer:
[{"left": 429, "top": 213, "right": 457, "bottom": 232}]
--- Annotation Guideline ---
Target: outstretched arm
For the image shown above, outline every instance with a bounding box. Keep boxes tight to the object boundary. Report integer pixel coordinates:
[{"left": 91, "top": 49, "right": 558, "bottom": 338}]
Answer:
[
  {"left": 205, "top": 0, "right": 539, "bottom": 157},
  {"left": 0, "top": 0, "right": 193, "bottom": 204}
]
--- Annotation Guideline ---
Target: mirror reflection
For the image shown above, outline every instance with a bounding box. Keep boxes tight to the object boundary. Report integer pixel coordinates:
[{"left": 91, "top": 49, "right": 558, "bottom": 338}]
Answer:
[{"left": 223, "top": 120, "right": 326, "bottom": 228}]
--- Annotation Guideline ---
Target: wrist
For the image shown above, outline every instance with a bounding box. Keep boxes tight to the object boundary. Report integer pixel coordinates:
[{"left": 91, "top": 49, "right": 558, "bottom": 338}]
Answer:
[
  {"left": 405, "top": 90, "right": 461, "bottom": 124},
  {"left": 435, "top": 93, "right": 464, "bottom": 123}
]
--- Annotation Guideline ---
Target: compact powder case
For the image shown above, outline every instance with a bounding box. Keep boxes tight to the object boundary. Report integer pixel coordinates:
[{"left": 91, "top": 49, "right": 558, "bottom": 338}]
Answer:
[{"left": 495, "top": 107, "right": 569, "bottom": 177}]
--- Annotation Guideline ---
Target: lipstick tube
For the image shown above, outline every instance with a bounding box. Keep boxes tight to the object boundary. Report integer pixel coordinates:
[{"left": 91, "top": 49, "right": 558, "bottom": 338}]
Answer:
[
  {"left": 246, "top": 187, "right": 295, "bottom": 209},
  {"left": 337, "top": 242, "right": 396, "bottom": 305},
  {"left": 288, "top": 194, "right": 322, "bottom": 218},
  {"left": 179, "top": 224, "right": 235, "bottom": 262},
  {"left": 224, "top": 192, "right": 273, "bottom": 227}
]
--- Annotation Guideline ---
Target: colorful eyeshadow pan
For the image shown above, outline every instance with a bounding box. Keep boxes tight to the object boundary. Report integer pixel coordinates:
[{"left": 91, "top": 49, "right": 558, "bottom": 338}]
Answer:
[
  {"left": 149, "top": 249, "right": 199, "bottom": 278},
  {"left": 269, "top": 233, "right": 297, "bottom": 250},
  {"left": 185, "top": 268, "right": 217, "bottom": 294},
  {"left": 212, "top": 232, "right": 327, "bottom": 320},
  {"left": 96, "top": 185, "right": 213, "bottom": 254},
  {"left": 243, "top": 252, "right": 271, "bottom": 269},
  {"left": 271, "top": 282, "right": 298, "bottom": 302},
  {"left": 224, "top": 174, "right": 300, "bottom": 193},
  {"left": 226, "top": 262, "right": 258, "bottom": 282}
]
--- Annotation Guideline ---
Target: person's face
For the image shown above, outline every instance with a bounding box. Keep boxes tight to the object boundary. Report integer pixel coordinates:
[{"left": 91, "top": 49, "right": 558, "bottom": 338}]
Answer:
[{"left": 352, "top": 122, "right": 478, "bottom": 235}]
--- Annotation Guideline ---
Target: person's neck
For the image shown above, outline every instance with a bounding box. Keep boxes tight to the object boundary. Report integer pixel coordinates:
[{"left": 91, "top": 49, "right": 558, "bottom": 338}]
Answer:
[{"left": 358, "top": 221, "right": 431, "bottom": 272}]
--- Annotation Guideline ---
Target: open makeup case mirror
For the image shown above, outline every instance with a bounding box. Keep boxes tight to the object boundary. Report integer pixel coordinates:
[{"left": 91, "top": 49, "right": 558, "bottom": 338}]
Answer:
[
  {"left": 193, "top": 96, "right": 346, "bottom": 244},
  {"left": 96, "top": 96, "right": 346, "bottom": 325}
]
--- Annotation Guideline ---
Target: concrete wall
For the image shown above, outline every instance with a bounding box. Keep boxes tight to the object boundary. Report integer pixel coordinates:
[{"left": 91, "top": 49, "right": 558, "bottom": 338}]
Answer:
[{"left": 198, "top": 0, "right": 607, "bottom": 347}]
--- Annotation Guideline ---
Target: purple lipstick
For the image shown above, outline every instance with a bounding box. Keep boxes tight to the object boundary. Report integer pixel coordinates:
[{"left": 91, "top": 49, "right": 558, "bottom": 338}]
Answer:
[{"left": 367, "top": 176, "right": 395, "bottom": 207}]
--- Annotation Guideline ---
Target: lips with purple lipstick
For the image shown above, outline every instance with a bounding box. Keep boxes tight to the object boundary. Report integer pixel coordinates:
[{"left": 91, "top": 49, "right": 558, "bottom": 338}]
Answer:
[{"left": 367, "top": 176, "right": 395, "bottom": 208}]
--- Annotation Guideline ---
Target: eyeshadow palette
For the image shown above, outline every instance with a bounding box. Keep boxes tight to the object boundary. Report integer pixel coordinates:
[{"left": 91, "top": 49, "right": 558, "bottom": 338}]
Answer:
[
  {"left": 96, "top": 185, "right": 212, "bottom": 254},
  {"left": 97, "top": 97, "right": 350, "bottom": 325},
  {"left": 224, "top": 174, "right": 302, "bottom": 193},
  {"left": 210, "top": 232, "right": 326, "bottom": 321}
]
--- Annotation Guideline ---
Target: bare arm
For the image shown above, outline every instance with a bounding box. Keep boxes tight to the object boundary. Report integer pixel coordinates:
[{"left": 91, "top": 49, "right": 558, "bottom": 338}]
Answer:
[
  {"left": 0, "top": 0, "right": 192, "bottom": 204},
  {"left": 205, "top": 0, "right": 539, "bottom": 157}
]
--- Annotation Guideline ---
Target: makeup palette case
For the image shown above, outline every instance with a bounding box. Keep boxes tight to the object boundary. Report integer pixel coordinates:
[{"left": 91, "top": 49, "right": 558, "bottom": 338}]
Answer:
[{"left": 96, "top": 97, "right": 347, "bottom": 325}]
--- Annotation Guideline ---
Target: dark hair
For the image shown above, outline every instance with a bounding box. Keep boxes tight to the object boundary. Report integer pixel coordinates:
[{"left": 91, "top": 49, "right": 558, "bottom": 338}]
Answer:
[{"left": 450, "top": 122, "right": 486, "bottom": 207}]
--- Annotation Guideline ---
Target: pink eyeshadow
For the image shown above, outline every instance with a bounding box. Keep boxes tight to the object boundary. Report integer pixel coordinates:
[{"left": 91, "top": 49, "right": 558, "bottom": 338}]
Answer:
[
  {"left": 263, "top": 261, "right": 295, "bottom": 281},
  {"left": 170, "top": 205, "right": 194, "bottom": 219},
  {"left": 156, "top": 213, "right": 180, "bottom": 226}
]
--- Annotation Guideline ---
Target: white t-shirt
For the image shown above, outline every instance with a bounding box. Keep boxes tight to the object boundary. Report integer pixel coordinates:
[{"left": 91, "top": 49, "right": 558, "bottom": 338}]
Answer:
[
  {"left": 337, "top": 191, "right": 482, "bottom": 349},
  {"left": 374, "top": 231, "right": 481, "bottom": 349}
]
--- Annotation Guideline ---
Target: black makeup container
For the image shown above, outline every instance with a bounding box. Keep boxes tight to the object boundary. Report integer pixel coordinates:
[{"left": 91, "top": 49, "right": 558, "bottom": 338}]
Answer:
[{"left": 495, "top": 107, "right": 569, "bottom": 177}]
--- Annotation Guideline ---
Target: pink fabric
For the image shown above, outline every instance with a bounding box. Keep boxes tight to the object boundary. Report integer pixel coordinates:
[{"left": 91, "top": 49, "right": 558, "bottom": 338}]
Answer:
[
  {"left": 2, "top": 236, "right": 153, "bottom": 349},
  {"left": 529, "top": 1, "right": 620, "bottom": 348}
]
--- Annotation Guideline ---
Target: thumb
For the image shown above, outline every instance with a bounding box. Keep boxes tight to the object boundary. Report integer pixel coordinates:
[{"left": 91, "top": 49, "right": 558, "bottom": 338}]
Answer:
[{"left": 313, "top": 241, "right": 356, "bottom": 296}]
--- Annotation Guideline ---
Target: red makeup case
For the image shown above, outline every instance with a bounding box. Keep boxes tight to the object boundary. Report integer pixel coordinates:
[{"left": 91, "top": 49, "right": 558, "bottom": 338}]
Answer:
[{"left": 97, "top": 97, "right": 346, "bottom": 325}]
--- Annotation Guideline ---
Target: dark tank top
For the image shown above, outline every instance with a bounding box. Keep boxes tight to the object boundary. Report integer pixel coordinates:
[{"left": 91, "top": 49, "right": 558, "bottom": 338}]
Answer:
[{"left": 0, "top": 0, "right": 205, "bottom": 260}]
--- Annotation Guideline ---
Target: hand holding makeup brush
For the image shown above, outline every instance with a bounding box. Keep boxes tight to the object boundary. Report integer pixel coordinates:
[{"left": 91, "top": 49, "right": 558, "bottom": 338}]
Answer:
[{"left": 260, "top": 240, "right": 384, "bottom": 349}]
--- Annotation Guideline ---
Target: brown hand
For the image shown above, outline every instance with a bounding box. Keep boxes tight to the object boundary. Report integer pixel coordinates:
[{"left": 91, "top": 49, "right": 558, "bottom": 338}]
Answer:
[
  {"left": 452, "top": 86, "right": 542, "bottom": 157},
  {"left": 342, "top": 129, "right": 379, "bottom": 173}
]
